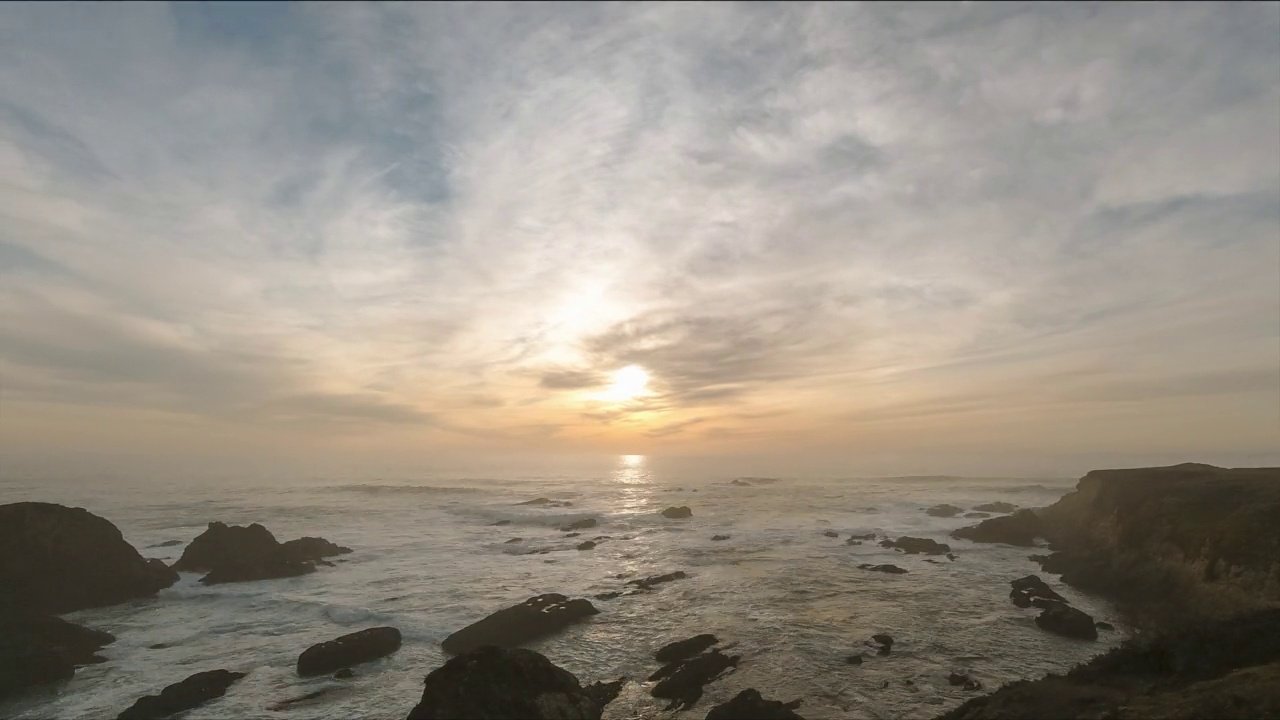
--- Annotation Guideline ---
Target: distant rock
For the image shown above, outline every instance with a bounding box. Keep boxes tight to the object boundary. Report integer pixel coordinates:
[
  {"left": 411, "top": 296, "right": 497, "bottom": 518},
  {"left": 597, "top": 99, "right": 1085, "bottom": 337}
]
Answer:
[
  {"left": 972, "top": 502, "right": 1018, "bottom": 513},
  {"left": 926, "top": 504, "right": 965, "bottom": 518},
  {"left": 0, "top": 613, "right": 115, "bottom": 699},
  {"left": 1035, "top": 602, "right": 1097, "bottom": 640},
  {"left": 517, "top": 497, "right": 553, "bottom": 505},
  {"left": 845, "top": 538, "right": 863, "bottom": 546},
  {"left": 149, "top": 540, "right": 184, "bottom": 548},
  {"left": 0, "top": 502, "right": 179, "bottom": 614},
  {"left": 594, "top": 591, "right": 624, "bottom": 601},
  {"left": 823, "top": 530, "right": 840, "bottom": 538},
  {"left": 879, "top": 536, "right": 951, "bottom": 555},
  {"left": 148, "top": 642, "right": 171, "bottom": 650},
  {"left": 173, "top": 522, "right": 347, "bottom": 585},
  {"left": 1009, "top": 575, "right": 1067, "bottom": 608},
  {"left": 849, "top": 532, "right": 877, "bottom": 540},
  {"left": 564, "top": 532, "right": 581, "bottom": 538},
  {"left": 560, "top": 518, "right": 598, "bottom": 532},
  {"left": 711, "top": 534, "right": 731, "bottom": 541},
  {"left": 705, "top": 689, "right": 805, "bottom": 719},
  {"left": 947, "top": 553, "right": 959, "bottom": 561},
  {"left": 730, "top": 479, "right": 752, "bottom": 486},
  {"left": 504, "top": 538, "right": 523, "bottom": 544},
  {"left": 661, "top": 506, "right": 693, "bottom": 519},
  {"left": 116, "top": 669, "right": 246, "bottom": 720},
  {"left": 654, "top": 633, "right": 718, "bottom": 663},
  {"left": 626, "top": 570, "right": 688, "bottom": 590},
  {"left": 649, "top": 649, "right": 739, "bottom": 711},
  {"left": 576, "top": 541, "right": 596, "bottom": 551},
  {"left": 441, "top": 594, "right": 598, "bottom": 655},
  {"left": 297, "top": 626, "right": 402, "bottom": 677},
  {"left": 859, "top": 564, "right": 909, "bottom": 574},
  {"left": 963, "top": 512, "right": 990, "bottom": 519},
  {"left": 871, "top": 634, "right": 894, "bottom": 655},
  {"left": 407, "top": 646, "right": 616, "bottom": 720},
  {"left": 269, "top": 688, "right": 331, "bottom": 710},
  {"left": 951, "top": 510, "right": 1043, "bottom": 547}
]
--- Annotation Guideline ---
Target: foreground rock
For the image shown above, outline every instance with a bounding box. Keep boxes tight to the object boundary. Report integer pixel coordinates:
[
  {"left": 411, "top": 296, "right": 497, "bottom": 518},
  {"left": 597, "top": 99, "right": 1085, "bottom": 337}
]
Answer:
[
  {"left": 926, "top": 504, "right": 964, "bottom": 518},
  {"left": 879, "top": 536, "right": 951, "bottom": 555},
  {"left": 1009, "top": 575, "right": 1066, "bottom": 608},
  {"left": 705, "top": 688, "right": 805, "bottom": 719},
  {"left": 442, "top": 594, "right": 598, "bottom": 655},
  {"left": 662, "top": 506, "right": 693, "bottom": 519},
  {"left": 0, "top": 613, "right": 115, "bottom": 699},
  {"left": 1035, "top": 602, "right": 1097, "bottom": 640},
  {"left": 172, "top": 522, "right": 349, "bottom": 585},
  {"left": 649, "top": 649, "right": 739, "bottom": 711},
  {"left": 0, "top": 502, "right": 178, "bottom": 614},
  {"left": 117, "top": 669, "right": 246, "bottom": 720},
  {"left": 655, "top": 634, "right": 718, "bottom": 662},
  {"left": 951, "top": 510, "right": 1043, "bottom": 547},
  {"left": 297, "top": 626, "right": 402, "bottom": 677},
  {"left": 407, "top": 646, "right": 618, "bottom": 720}
]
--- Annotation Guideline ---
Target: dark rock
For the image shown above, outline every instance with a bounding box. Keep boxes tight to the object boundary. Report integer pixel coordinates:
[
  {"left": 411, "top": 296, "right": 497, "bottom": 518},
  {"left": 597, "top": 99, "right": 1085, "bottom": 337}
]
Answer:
[
  {"left": 116, "top": 669, "right": 246, "bottom": 720},
  {"left": 871, "top": 634, "right": 894, "bottom": 655},
  {"left": 517, "top": 498, "right": 553, "bottom": 505},
  {"left": 711, "top": 534, "right": 731, "bottom": 541},
  {"left": 576, "top": 541, "right": 596, "bottom": 551},
  {"left": 879, "top": 537, "right": 951, "bottom": 555},
  {"left": 1036, "top": 603, "right": 1098, "bottom": 640},
  {"left": 823, "top": 530, "right": 840, "bottom": 538},
  {"left": 849, "top": 533, "right": 877, "bottom": 540},
  {"left": 952, "top": 510, "right": 1043, "bottom": 547},
  {"left": 846, "top": 538, "right": 863, "bottom": 545},
  {"left": 972, "top": 502, "right": 1018, "bottom": 513},
  {"left": 845, "top": 654, "right": 864, "bottom": 665},
  {"left": 949, "top": 670, "right": 983, "bottom": 690},
  {"left": 626, "top": 570, "right": 688, "bottom": 590},
  {"left": 560, "top": 519, "right": 598, "bottom": 532},
  {"left": 705, "top": 688, "right": 805, "bottom": 719},
  {"left": 1095, "top": 621, "right": 1115, "bottom": 631},
  {"left": 0, "top": 502, "right": 178, "bottom": 614},
  {"left": 662, "top": 506, "right": 693, "bottom": 519},
  {"left": 442, "top": 594, "right": 598, "bottom": 655},
  {"left": 654, "top": 634, "right": 718, "bottom": 663},
  {"left": 148, "top": 643, "right": 171, "bottom": 650},
  {"left": 927, "top": 504, "right": 965, "bottom": 518},
  {"left": 0, "top": 613, "right": 115, "bottom": 699},
  {"left": 564, "top": 532, "right": 581, "bottom": 538},
  {"left": 585, "top": 678, "right": 624, "bottom": 709},
  {"left": 173, "top": 522, "right": 323, "bottom": 585},
  {"left": 334, "top": 667, "right": 354, "bottom": 679},
  {"left": 407, "top": 646, "right": 611, "bottom": 720},
  {"left": 278, "top": 537, "right": 352, "bottom": 564},
  {"left": 297, "top": 626, "right": 401, "bottom": 677},
  {"left": 594, "top": 591, "right": 624, "bottom": 601},
  {"left": 649, "top": 649, "right": 739, "bottom": 711},
  {"left": 1010, "top": 575, "right": 1068, "bottom": 608},
  {"left": 504, "top": 538, "right": 523, "bottom": 544},
  {"left": 963, "top": 512, "right": 991, "bottom": 519},
  {"left": 150, "top": 540, "right": 184, "bottom": 548},
  {"left": 859, "top": 563, "right": 909, "bottom": 574},
  {"left": 492, "top": 520, "right": 512, "bottom": 526},
  {"left": 947, "top": 553, "right": 959, "bottom": 561}
]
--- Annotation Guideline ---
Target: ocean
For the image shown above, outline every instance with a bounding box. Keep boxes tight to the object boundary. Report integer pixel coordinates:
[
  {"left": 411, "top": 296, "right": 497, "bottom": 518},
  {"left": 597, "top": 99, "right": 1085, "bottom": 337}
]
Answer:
[{"left": 0, "top": 457, "right": 1125, "bottom": 719}]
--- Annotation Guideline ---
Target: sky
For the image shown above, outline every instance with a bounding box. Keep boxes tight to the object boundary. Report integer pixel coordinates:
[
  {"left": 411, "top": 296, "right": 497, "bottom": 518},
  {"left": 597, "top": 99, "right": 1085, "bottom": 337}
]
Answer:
[{"left": 2, "top": 2, "right": 1278, "bottom": 477}]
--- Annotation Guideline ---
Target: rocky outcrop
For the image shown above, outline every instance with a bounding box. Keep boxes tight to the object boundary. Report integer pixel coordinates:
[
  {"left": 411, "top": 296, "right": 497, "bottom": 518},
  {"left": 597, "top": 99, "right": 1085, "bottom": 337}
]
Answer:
[
  {"left": 172, "top": 522, "right": 348, "bottom": 585},
  {"left": 116, "top": 669, "right": 246, "bottom": 720},
  {"left": 1009, "top": 575, "right": 1066, "bottom": 608},
  {"left": 407, "top": 646, "right": 617, "bottom": 720},
  {"left": 705, "top": 689, "right": 805, "bottom": 719},
  {"left": 662, "top": 506, "right": 693, "bottom": 519},
  {"left": 972, "top": 502, "right": 1017, "bottom": 514},
  {"left": 0, "top": 502, "right": 178, "bottom": 614},
  {"left": 0, "top": 613, "right": 115, "bottom": 699},
  {"left": 879, "top": 536, "right": 951, "bottom": 555},
  {"left": 655, "top": 634, "right": 718, "bottom": 663},
  {"left": 649, "top": 649, "right": 739, "bottom": 711},
  {"left": 1034, "top": 602, "right": 1097, "bottom": 640},
  {"left": 296, "top": 626, "right": 401, "bottom": 677},
  {"left": 951, "top": 510, "right": 1043, "bottom": 547},
  {"left": 442, "top": 594, "right": 599, "bottom": 655},
  {"left": 627, "top": 570, "right": 688, "bottom": 590},
  {"left": 926, "top": 504, "right": 964, "bottom": 518}
]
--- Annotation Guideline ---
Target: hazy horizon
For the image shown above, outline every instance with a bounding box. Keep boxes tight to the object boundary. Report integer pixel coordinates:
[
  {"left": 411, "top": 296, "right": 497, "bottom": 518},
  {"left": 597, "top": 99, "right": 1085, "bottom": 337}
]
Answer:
[{"left": 3, "top": 2, "right": 1279, "bottom": 477}]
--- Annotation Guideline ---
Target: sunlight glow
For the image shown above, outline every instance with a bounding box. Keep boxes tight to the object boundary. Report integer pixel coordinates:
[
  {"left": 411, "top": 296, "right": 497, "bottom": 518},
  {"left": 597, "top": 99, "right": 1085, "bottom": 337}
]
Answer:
[{"left": 604, "top": 365, "right": 651, "bottom": 402}]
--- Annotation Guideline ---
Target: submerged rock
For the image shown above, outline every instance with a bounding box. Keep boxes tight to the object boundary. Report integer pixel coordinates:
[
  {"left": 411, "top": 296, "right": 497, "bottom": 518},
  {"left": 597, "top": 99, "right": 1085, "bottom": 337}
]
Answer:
[
  {"left": 442, "top": 594, "right": 599, "bottom": 655},
  {"left": 849, "top": 533, "right": 877, "bottom": 540},
  {"left": 879, "top": 536, "right": 952, "bottom": 555},
  {"left": 504, "top": 538, "right": 523, "bottom": 544},
  {"left": 662, "top": 506, "right": 693, "bottom": 519},
  {"left": 654, "top": 634, "right": 718, "bottom": 663},
  {"left": 1035, "top": 603, "right": 1097, "bottom": 640},
  {"left": 0, "top": 502, "right": 179, "bottom": 614},
  {"left": 705, "top": 688, "right": 805, "bottom": 719},
  {"left": 560, "top": 518, "right": 598, "bottom": 532},
  {"left": 116, "top": 669, "right": 246, "bottom": 720},
  {"left": 0, "top": 613, "right": 115, "bottom": 699},
  {"left": 334, "top": 667, "right": 354, "bottom": 679},
  {"left": 711, "top": 534, "right": 731, "bottom": 541},
  {"left": 859, "top": 564, "right": 909, "bottom": 574},
  {"left": 173, "top": 522, "right": 346, "bottom": 585},
  {"left": 576, "top": 541, "right": 596, "bottom": 551},
  {"left": 730, "top": 479, "right": 752, "bottom": 486},
  {"left": 871, "top": 634, "right": 894, "bottom": 655},
  {"left": 627, "top": 570, "right": 688, "bottom": 590},
  {"left": 297, "top": 626, "right": 402, "bottom": 677},
  {"left": 1009, "top": 575, "right": 1067, "bottom": 608},
  {"left": 407, "top": 646, "right": 614, "bottom": 720},
  {"left": 649, "top": 649, "right": 740, "bottom": 711},
  {"left": 972, "top": 502, "right": 1017, "bottom": 514},
  {"left": 926, "top": 504, "right": 965, "bottom": 518},
  {"left": 951, "top": 510, "right": 1043, "bottom": 547},
  {"left": 823, "top": 530, "right": 840, "bottom": 538}
]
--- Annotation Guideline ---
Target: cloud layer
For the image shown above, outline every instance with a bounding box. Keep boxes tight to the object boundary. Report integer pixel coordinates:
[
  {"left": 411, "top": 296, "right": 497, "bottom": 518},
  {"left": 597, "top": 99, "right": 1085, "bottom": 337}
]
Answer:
[{"left": 2, "top": 2, "right": 1278, "bottom": 471}]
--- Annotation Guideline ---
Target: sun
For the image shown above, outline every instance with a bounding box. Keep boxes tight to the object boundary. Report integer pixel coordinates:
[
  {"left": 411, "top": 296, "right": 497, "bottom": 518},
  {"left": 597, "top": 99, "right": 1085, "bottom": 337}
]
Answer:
[{"left": 604, "top": 365, "right": 650, "bottom": 401}]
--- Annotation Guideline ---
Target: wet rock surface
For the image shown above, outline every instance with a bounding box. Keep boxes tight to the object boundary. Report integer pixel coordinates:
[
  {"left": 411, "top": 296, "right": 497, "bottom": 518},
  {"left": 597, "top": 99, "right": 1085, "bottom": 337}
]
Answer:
[
  {"left": 704, "top": 688, "right": 805, "bottom": 719},
  {"left": 859, "top": 563, "right": 909, "bottom": 574},
  {"left": 654, "top": 633, "right": 719, "bottom": 663},
  {"left": 661, "top": 506, "right": 693, "bottom": 519},
  {"left": 1009, "top": 575, "right": 1067, "bottom": 608},
  {"left": 972, "top": 502, "right": 1017, "bottom": 514},
  {"left": 0, "top": 613, "right": 115, "bottom": 699},
  {"left": 442, "top": 594, "right": 599, "bottom": 655},
  {"left": 951, "top": 510, "right": 1043, "bottom": 547},
  {"left": 116, "top": 669, "right": 246, "bottom": 720},
  {"left": 172, "top": 522, "right": 348, "bottom": 585},
  {"left": 926, "top": 504, "right": 964, "bottom": 518},
  {"left": 297, "top": 626, "right": 402, "bottom": 677},
  {"left": 879, "top": 536, "right": 951, "bottom": 555},
  {"left": 648, "top": 648, "right": 740, "bottom": 711},
  {"left": 1034, "top": 602, "right": 1097, "bottom": 641}
]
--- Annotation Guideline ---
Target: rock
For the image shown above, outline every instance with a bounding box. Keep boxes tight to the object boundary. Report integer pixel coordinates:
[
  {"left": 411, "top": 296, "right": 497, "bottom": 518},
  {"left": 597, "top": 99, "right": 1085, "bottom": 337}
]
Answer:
[
  {"left": 948, "top": 671, "right": 970, "bottom": 686},
  {"left": 731, "top": 479, "right": 752, "bottom": 486},
  {"left": 963, "top": 512, "right": 991, "bottom": 519},
  {"left": 927, "top": 504, "right": 965, "bottom": 518},
  {"left": 705, "top": 688, "right": 805, "bottom": 719},
  {"left": 845, "top": 654, "right": 864, "bottom": 665},
  {"left": 517, "top": 497, "right": 553, "bottom": 505},
  {"left": 297, "top": 626, "right": 402, "bottom": 677},
  {"left": 173, "top": 522, "right": 325, "bottom": 585},
  {"left": 662, "top": 506, "right": 693, "bottom": 519},
  {"left": 947, "top": 553, "right": 959, "bottom": 561},
  {"left": 441, "top": 594, "right": 599, "bottom": 655},
  {"left": 823, "top": 530, "right": 840, "bottom": 538},
  {"left": 576, "top": 541, "right": 596, "bottom": 551},
  {"left": 626, "top": 570, "right": 688, "bottom": 590},
  {"left": 951, "top": 510, "right": 1043, "bottom": 547},
  {"left": 564, "top": 532, "right": 581, "bottom": 538},
  {"left": 0, "top": 613, "right": 115, "bottom": 699},
  {"left": 1035, "top": 602, "right": 1098, "bottom": 640},
  {"left": 334, "top": 667, "right": 354, "bottom": 679},
  {"left": 1095, "top": 621, "right": 1115, "bottom": 631},
  {"left": 879, "top": 537, "right": 951, "bottom": 555},
  {"left": 0, "top": 502, "right": 179, "bottom": 614},
  {"left": 116, "top": 669, "right": 246, "bottom": 720},
  {"left": 871, "top": 634, "right": 893, "bottom": 655},
  {"left": 849, "top": 533, "right": 877, "bottom": 540},
  {"left": 150, "top": 540, "right": 184, "bottom": 548},
  {"left": 594, "top": 591, "right": 624, "bottom": 601},
  {"left": 859, "top": 564, "right": 909, "bottom": 574},
  {"left": 505, "top": 538, "right": 523, "bottom": 544},
  {"left": 711, "top": 534, "right": 731, "bottom": 541},
  {"left": 278, "top": 537, "right": 352, "bottom": 564},
  {"left": 407, "top": 646, "right": 613, "bottom": 720},
  {"left": 654, "top": 634, "right": 718, "bottom": 663},
  {"left": 972, "top": 502, "right": 1018, "bottom": 513},
  {"left": 560, "top": 519, "right": 598, "bottom": 532},
  {"left": 1010, "top": 575, "right": 1068, "bottom": 608},
  {"left": 492, "top": 520, "right": 512, "bottom": 526},
  {"left": 649, "top": 649, "right": 739, "bottom": 711}
]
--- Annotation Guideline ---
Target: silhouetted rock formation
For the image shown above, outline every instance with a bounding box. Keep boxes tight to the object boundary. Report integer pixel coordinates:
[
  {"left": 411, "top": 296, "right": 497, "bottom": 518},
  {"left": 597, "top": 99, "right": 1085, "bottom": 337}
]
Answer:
[
  {"left": 0, "top": 502, "right": 178, "bottom": 614},
  {"left": 1009, "top": 575, "right": 1066, "bottom": 608},
  {"left": 951, "top": 510, "right": 1043, "bottom": 547},
  {"left": 116, "top": 669, "right": 245, "bottom": 720},
  {"left": 442, "top": 594, "right": 598, "bottom": 655},
  {"left": 662, "top": 506, "right": 693, "bottom": 519},
  {"left": 296, "top": 626, "right": 401, "bottom": 677},
  {"left": 654, "top": 634, "right": 718, "bottom": 663},
  {"left": 926, "top": 504, "right": 964, "bottom": 518},
  {"left": 705, "top": 688, "right": 805, "bottom": 719},
  {"left": 879, "top": 536, "right": 951, "bottom": 555},
  {"left": 1034, "top": 602, "right": 1097, "bottom": 640},
  {"left": 172, "top": 522, "right": 348, "bottom": 585},
  {"left": 649, "top": 649, "right": 739, "bottom": 711},
  {"left": 972, "top": 502, "right": 1017, "bottom": 513},
  {"left": 859, "top": 564, "right": 909, "bottom": 574},
  {"left": 407, "top": 646, "right": 617, "bottom": 720},
  {"left": 0, "top": 613, "right": 115, "bottom": 699}
]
